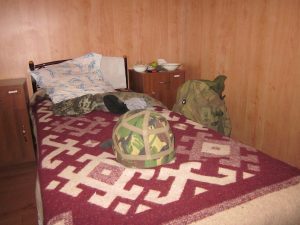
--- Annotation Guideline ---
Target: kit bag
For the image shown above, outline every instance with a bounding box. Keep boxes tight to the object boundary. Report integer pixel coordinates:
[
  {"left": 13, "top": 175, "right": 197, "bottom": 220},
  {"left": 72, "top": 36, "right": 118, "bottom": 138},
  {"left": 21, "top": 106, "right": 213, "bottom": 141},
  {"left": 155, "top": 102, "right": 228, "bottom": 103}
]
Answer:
[{"left": 172, "top": 76, "right": 231, "bottom": 136}]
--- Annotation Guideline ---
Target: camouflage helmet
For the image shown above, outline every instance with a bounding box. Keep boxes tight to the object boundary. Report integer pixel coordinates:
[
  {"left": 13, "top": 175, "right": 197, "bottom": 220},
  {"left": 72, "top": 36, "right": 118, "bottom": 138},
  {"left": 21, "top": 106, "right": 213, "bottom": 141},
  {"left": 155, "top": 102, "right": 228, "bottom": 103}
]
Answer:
[{"left": 112, "top": 109, "right": 175, "bottom": 168}]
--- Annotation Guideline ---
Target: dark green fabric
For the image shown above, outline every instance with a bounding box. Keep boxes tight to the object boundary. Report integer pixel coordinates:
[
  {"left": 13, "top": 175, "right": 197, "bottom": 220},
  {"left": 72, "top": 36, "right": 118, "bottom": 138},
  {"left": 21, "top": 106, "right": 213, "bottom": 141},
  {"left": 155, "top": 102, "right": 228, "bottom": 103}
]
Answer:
[
  {"left": 100, "top": 139, "right": 113, "bottom": 149},
  {"left": 200, "top": 75, "right": 227, "bottom": 100},
  {"left": 173, "top": 77, "right": 231, "bottom": 136},
  {"left": 103, "top": 95, "right": 129, "bottom": 114}
]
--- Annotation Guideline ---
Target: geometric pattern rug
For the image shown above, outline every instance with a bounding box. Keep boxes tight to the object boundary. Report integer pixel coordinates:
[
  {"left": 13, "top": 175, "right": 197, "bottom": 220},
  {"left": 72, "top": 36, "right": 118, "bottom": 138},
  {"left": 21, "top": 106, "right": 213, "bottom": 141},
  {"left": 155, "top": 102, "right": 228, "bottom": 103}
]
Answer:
[{"left": 33, "top": 100, "right": 300, "bottom": 225}]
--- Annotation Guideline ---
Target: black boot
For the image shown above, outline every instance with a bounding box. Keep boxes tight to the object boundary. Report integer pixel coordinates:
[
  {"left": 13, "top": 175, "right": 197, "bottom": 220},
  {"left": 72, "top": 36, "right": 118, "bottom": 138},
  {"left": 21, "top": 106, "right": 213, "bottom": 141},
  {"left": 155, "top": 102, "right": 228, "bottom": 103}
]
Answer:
[{"left": 103, "top": 95, "right": 129, "bottom": 114}]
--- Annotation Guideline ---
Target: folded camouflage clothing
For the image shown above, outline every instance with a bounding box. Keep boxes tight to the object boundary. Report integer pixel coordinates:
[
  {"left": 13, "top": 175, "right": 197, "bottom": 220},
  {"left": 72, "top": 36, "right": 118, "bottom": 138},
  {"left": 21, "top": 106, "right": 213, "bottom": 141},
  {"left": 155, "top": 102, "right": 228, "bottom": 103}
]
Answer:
[{"left": 30, "top": 89, "right": 166, "bottom": 116}]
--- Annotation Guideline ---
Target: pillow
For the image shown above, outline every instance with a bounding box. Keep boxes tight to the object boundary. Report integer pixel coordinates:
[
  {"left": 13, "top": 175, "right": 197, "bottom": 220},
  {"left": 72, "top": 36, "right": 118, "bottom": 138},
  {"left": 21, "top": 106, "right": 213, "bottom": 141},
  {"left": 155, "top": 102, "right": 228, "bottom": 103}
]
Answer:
[
  {"left": 30, "top": 53, "right": 104, "bottom": 88},
  {"left": 30, "top": 53, "right": 116, "bottom": 104},
  {"left": 100, "top": 56, "right": 127, "bottom": 89},
  {"left": 45, "top": 75, "right": 115, "bottom": 104}
]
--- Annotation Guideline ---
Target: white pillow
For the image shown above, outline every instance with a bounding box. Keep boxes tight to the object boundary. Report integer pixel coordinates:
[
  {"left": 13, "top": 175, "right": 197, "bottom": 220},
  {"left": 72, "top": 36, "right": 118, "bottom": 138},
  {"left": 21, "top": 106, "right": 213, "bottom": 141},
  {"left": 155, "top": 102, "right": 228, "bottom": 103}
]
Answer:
[
  {"left": 46, "top": 76, "right": 115, "bottom": 104},
  {"left": 100, "top": 56, "right": 127, "bottom": 89},
  {"left": 30, "top": 53, "right": 104, "bottom": 87},
  {"left": 30, "top": 53, "right": 115, "bottom": 103}
]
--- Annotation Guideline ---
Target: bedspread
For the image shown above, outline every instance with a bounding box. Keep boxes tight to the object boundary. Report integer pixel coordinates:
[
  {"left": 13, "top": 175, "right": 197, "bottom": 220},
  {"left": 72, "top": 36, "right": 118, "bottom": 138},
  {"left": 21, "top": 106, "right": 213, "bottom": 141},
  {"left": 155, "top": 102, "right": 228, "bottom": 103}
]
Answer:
[{"left": 32, "top": 99, "right": 300, "bottom": 225}]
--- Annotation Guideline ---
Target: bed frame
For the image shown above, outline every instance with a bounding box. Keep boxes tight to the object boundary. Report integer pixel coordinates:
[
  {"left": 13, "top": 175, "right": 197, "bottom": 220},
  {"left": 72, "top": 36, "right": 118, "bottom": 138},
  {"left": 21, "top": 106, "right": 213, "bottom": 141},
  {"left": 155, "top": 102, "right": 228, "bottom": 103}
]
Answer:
[{"left": 29, "top": 56, "right": 128, "bottom": 92}]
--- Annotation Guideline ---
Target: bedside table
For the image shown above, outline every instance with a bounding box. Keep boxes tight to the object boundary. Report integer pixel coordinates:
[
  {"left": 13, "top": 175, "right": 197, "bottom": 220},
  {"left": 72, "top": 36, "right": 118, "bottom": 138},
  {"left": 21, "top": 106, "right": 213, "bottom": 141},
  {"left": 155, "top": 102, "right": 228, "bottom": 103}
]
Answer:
[
  {"left": 129, "top": 69, "right": 185, "bottom": 109},
  {"left": 0, "top": 78, "right": 37, "bottom": 224},
  {"left": 0, "top": 78, "right": 35, "bottom": 166}
]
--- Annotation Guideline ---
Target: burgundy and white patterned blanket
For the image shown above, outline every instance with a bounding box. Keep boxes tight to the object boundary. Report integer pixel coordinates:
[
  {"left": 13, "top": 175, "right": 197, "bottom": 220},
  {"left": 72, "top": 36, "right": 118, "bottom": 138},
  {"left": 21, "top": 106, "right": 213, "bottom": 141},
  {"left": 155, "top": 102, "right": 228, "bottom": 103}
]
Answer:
[{"left": 32, "top": 99, "right": 300, "bottom": 225}]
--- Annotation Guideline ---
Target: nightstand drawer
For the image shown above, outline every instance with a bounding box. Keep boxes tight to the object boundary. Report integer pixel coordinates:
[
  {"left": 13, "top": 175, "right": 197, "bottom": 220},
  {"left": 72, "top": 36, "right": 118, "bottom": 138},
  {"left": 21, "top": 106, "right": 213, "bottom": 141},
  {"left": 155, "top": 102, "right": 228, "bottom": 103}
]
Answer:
[
  {"left": 152, "top": 73, "right": 170, "bottom": 84},
  {"left": 0, "top": 86, "right": 26, "bottom": 109},
  {"left": 129, "top": 69, "right": 185, "bottom": 109}
]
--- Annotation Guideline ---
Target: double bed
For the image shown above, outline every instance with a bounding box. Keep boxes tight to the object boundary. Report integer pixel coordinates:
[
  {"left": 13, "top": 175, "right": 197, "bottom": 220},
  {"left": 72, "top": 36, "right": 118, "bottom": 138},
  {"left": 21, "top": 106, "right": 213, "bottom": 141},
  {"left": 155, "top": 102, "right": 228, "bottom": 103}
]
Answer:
[{"left": 29, "top": 53, "right": 300, "bottom": 225}]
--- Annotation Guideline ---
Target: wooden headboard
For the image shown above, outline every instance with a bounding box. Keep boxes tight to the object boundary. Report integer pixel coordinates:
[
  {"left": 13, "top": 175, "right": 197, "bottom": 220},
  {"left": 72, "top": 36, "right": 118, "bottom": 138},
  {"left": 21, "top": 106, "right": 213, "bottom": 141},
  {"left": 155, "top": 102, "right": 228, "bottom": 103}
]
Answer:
[{"left": 29, "top": 56, "right": 128, "bottom": 92}]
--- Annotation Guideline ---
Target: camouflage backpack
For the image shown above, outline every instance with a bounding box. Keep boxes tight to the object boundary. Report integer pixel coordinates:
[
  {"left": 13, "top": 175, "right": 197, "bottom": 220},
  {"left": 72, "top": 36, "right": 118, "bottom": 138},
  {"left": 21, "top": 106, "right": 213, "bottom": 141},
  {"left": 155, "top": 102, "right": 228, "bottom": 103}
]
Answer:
[{"left": 172, "top": 76, "right": 231, "bottom": 136}]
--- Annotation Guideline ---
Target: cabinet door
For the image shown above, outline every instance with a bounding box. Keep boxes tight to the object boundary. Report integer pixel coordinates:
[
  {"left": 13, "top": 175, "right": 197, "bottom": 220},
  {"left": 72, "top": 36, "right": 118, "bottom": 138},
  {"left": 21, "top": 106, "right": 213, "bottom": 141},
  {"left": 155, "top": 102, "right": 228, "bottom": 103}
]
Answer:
[
  {"left": 149, "top": 73, "right": 171, "bottom": 108},
  {"left": 129, "top": 70, "right": 146, "bottom": 93},
  {"left": 0, "top": 85, "right": 35, "bottom": 166},
  {"left": 169, "top": 71, "right": 185, "bottom": 109}
]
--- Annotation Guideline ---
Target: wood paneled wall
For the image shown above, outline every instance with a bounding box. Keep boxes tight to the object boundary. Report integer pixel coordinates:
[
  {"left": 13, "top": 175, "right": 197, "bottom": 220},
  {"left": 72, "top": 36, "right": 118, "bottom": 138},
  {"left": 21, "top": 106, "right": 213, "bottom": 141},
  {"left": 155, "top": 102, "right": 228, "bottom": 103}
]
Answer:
[
  {"left": 183, "top": 0, "right": 300, "bottom": 168},
  {"left": 0, "top": 0, "right": 299, "bottom": 168},
  {"left": 0, "top": 0, "right": 185, "bottom": 81}
]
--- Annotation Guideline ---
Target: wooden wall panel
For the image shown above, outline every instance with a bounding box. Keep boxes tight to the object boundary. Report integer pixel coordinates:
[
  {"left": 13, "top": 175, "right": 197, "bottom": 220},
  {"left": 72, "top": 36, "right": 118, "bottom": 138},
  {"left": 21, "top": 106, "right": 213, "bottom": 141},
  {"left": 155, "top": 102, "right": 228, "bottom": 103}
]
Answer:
[
  {"left": 0, "top": 0, "right": 299, "bottom": 168},
  {"left": 0, "top": 0, "right": 185, "bottom": 79},
  {"left": 183, "top": 0, "right": 300, "bottom": 168}
]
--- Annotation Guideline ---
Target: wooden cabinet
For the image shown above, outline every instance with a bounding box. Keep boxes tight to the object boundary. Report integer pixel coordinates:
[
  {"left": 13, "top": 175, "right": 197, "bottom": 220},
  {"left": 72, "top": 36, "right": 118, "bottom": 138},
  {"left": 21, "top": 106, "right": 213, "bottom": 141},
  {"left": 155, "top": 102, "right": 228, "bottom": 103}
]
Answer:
[
  {"left": 0, "top": 78, "right": 35, "bottom": 167},
  {"left": 129, "top": 69, "right": 185, "bottom": 109},
  {"left": 0, "top": 163, "right": 37, "bottom": 225}
]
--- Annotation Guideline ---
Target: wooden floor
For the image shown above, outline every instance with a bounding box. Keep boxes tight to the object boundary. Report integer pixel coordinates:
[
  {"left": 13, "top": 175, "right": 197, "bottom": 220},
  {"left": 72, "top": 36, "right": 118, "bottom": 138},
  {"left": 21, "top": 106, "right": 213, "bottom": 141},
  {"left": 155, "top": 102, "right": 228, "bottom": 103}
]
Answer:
[{"left": 0, "top": 162, "right": 37, "bottom": 225}]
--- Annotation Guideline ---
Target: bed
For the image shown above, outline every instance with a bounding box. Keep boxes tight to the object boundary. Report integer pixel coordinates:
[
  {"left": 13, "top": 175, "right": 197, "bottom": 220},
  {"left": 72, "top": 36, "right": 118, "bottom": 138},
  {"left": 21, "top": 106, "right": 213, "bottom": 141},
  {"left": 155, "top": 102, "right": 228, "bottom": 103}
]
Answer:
[{"left": 29, "top": 53, "right": 300, "bottom": 225}]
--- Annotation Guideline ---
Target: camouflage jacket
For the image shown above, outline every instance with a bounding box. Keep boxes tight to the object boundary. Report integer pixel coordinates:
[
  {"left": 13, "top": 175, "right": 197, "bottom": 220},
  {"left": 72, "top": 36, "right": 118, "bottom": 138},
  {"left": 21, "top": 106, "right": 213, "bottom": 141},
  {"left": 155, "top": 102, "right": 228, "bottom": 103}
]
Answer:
[{"left": 30, "top": 89, "right": 166, "bottom": 116}]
